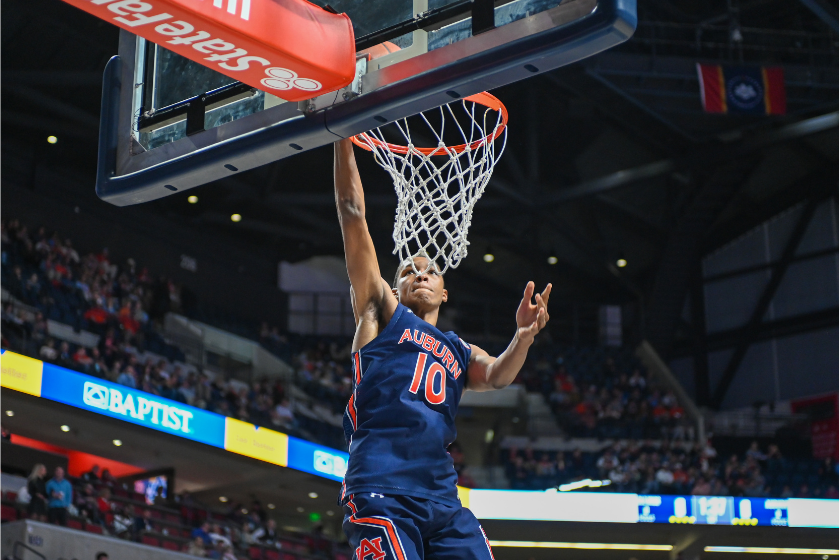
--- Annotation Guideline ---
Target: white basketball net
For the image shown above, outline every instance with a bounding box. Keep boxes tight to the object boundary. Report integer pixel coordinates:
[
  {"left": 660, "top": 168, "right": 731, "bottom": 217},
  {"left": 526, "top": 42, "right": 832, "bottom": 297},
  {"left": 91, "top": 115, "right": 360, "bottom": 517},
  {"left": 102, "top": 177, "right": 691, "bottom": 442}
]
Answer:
[{"left": 353, "top": 95, "right": 507, "bottom": 274}]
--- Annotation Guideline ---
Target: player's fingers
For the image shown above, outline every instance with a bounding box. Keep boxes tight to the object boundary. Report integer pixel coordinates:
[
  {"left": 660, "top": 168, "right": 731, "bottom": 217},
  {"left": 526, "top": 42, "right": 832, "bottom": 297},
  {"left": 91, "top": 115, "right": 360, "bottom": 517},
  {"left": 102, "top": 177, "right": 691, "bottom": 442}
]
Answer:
[
  {"left": 541, "top": 284, "right": 552, "bottom": 305},
  {"left": 523, "top": 281, "right": 535, "bottom": 302},
  {"left": 538, "top": 308, "right": 547, "bottom": 329}
]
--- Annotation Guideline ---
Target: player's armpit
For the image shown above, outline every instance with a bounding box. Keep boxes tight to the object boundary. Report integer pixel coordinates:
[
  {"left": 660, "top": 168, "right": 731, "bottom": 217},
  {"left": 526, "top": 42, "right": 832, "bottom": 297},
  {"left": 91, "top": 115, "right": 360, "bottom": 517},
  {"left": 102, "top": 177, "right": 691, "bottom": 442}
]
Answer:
[{"left": 465, "top": 343, "right": 498, "bottom": 392}]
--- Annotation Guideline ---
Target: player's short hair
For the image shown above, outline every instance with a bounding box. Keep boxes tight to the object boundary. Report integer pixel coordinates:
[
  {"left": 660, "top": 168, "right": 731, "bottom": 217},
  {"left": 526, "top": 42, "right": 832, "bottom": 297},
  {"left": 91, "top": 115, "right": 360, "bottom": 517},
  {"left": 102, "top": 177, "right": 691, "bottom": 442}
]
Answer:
[{"left": 392, "top": 250, "right": 442, "bottom": 288}]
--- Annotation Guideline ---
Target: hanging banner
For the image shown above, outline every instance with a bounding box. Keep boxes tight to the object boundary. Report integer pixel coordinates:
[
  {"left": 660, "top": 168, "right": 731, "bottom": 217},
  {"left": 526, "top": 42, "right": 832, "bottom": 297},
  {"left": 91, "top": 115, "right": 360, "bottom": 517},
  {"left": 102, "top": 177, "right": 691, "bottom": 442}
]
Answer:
[{"left": 697, "top": 64, "right": 786, "bottom": 115}]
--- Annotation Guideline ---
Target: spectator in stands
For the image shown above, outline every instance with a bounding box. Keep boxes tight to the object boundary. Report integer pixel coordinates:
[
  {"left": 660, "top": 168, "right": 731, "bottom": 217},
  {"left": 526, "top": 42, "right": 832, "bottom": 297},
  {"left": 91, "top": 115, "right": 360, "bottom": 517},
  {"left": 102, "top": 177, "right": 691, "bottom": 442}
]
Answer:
[
  {"left": 117, "top": 366, "right": 137, "bottom": 389},
  {"left": 192, "top": 521, "right": 213, "bottom": 546},
  {"left": 46, "top": 466, "right": 72, "bottom": 526},
  {"left": 746, "top": 441, "right": 767, "bottom": 462},
  {"left": 76, "top": 483, "right": 101, "bottom": 524},
  {"left": 82, "top": 464, "right": 101, "bottom": 483},
  {"left": 97, "top": 488, "right": 112, "bottom": 520},
  {"left": 209, "top": 523, "right": 232, "bottom": 548},
  {"left": 186, "top": 536, "right": 207, "bottom": 557},
  {"left": 26, "top": 463, "right": 48, "bottom": 522},
  {"left": 219, "top": 543, "right": 237, "bottom": 560},
  {"left": 96, "top": 553, "right": 109, "bottom": 560},
  {"left": 691, "top": 474, "right": 711, "bottom": 495},
  {"left": 253, "top": 519, "right": 279, "bottom": 545},
  {"left": 153, "top": 485, "right": 167, "bottom": 506},
  {"left": 112, "top": 504, "right": 133, "bottom": 538},
  {"left": 133, "top": 508, "right": 155, "bottom": 539},
  {"left": 100, "top": 468, "right": 117, "bottom": 488},
  {"left": 39, "top": 338, "right": 58, "bottom": 361}
]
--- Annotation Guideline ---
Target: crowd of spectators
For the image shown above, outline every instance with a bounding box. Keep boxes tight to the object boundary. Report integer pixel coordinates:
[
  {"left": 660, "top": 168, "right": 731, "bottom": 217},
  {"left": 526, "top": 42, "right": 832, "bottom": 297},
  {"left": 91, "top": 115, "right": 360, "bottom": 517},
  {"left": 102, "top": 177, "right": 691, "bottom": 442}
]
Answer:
[
  {"left": 1, "top": 218, "right": 346, "bottom": 449},
  {"left": 517, "top": 347, "right": 694, "bottom": 440},
  {"left": 505, "top": 438, "right": 839, "bottom": 498},
  {"left": 1, "top": 218, "right": 187, "bottom": 360},
  {"left": 10, "top": 461, "right": 344, "bottom": 559}
]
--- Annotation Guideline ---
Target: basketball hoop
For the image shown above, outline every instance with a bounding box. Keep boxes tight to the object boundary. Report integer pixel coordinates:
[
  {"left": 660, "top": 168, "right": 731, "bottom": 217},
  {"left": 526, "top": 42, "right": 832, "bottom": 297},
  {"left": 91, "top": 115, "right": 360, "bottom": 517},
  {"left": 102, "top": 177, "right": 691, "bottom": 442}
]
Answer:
[{"left": 351, "top": 92, "right": 508, "bottom": 274}]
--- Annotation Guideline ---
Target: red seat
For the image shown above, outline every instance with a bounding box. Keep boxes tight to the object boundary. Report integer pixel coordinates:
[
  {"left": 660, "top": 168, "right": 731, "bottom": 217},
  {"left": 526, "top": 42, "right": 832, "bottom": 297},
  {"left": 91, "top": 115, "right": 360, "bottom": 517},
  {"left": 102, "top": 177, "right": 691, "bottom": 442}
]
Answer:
[
  {"left": 166, "top": 513, "right": 180, "bottom": 523},
  {"left": 85, "top": 523, "right": 103, "bottom": 534},
  {"left": 1, "top": 504, "right": 17, "bottom": 521},
  {"left": 162, "top": 540, "right": 180, "bottom": 551},
  {"left": 141, "top": 534, "right": 160, "bottom": 547},
  {"left": 265, "top": 550, "right": 281, "bottom": 560},
  {"left": 280, "top": 553, "right": 296, "bottom": 560},
  {"left": 67, "top": 518, "right": 84, "bottom": 530},
  {"left": 5, "top": 492, "right": 18, "bottom": 502},
  {"left": 248, "top": 546, "right": 263, "bottom": 559}
]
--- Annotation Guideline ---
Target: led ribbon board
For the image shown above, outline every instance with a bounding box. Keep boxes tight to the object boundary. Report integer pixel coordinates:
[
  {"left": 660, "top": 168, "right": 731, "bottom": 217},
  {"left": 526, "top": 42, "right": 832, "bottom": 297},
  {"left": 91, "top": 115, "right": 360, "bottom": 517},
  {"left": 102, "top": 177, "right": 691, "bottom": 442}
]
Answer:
[
  {"left": 60, "top": 0, "right": 356, "bottom": 101},
  {"left": 0, "top": 350, "right": 348, "bottom": 478},
  {"left": 1, "top": 351, "right": 837, "bottom": 528}
]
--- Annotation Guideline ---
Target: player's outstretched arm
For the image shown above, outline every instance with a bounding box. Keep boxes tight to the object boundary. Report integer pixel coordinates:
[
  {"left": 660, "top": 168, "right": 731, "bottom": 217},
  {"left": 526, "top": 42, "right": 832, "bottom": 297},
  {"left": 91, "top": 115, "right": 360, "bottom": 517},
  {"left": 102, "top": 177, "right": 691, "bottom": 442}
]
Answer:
[
  {"left": 334, "top": 139, "right": 397, "bottom": 342},
  {"left": 466, "top": 281, "right": 551, "bottom": 392}
]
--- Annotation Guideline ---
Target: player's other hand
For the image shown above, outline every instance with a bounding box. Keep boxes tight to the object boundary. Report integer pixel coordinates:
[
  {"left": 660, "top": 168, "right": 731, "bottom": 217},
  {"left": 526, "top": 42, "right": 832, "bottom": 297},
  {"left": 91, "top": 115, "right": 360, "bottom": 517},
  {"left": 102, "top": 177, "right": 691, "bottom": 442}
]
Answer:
[{"left": 516, "top": 281, "right": 551, "bottom": 342}]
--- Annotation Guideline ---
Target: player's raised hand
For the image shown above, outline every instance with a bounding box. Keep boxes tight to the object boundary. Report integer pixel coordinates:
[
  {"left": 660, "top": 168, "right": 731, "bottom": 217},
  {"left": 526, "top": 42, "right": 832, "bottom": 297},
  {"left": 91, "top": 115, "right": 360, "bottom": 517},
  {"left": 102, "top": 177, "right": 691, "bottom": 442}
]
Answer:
[{"left": 516, "top": 281, "right": 551, "bottom": 341}]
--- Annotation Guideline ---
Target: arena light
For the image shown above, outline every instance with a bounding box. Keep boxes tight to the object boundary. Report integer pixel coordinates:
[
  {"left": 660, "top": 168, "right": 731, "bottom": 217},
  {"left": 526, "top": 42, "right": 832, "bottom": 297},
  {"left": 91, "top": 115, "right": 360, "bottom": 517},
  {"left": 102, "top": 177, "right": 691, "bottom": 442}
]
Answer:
[
  {"left": 704, "top": 547, "right": 840, "bottom": 555},
  {"left": 296, "top": 507, "right": 305, "bottom": 513},
  {"left": 231, "top": 213, "right": 242, "bottom": 222},
  {"left": 5, "top": 410, "right": 13, "bottom": 417},
  {"left": 267, "top": 503, "right": 276, "bottom": 509},
  {"left": 547, "top": 256, "right": 558, "bottom": 265},
  {"left": 308, "top": 492, "right": 319, "bottom": 499},
  {"left": 188, "top": 195, "right": 198, "bottom": 204},
  {"left": 616, "top": 258, "right": 628, "bottom": 268},
  {"left": 60, "top": 425, "right": 70, "bottom": 432},
  {"left": 483, "top": 253, "right": 495, "bottom": 263},
  {"left": 326, "top": 510, "right": 334, "bottom": 516},
  {"left": 557, "top": 478, "right": 612, "bottom": 492},
  {"left": 490, "top": 541, "right": 672, "bottom": 551},
  {"left": 47, "top": 136, "right": 58, "bottom": 144},
  {"left": 219, "top": 496, "right": 228, "bottom": 503},
  {"left": 112, "top": 439, "right": 122, "bottom": 446}
]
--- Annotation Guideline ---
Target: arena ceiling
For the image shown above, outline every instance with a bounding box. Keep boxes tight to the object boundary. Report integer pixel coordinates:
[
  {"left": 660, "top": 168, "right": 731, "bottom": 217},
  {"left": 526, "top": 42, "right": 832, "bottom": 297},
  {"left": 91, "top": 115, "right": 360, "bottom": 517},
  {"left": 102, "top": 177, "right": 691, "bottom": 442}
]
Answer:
[{"left": 2, "top": 0, "right": 838, "bottom": 348}]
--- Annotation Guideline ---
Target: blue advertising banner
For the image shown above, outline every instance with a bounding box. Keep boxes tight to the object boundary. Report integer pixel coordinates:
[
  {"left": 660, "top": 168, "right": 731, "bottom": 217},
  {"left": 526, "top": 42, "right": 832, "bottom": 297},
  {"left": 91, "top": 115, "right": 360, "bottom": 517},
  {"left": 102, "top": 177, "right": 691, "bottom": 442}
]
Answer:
[
  {"left": 40, "top": 363, "right": 226, "bottom": 449},
  {"left": 287, "top": 436, "right": 348, "bottom": 482}
]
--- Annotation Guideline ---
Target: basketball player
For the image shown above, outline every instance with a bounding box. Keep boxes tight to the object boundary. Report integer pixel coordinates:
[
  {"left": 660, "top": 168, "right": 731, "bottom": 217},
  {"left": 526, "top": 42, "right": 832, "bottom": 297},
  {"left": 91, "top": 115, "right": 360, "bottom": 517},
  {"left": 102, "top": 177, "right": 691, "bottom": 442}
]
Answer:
[{"left": 334, "top": 138, "right": 550, "bottom": 560}]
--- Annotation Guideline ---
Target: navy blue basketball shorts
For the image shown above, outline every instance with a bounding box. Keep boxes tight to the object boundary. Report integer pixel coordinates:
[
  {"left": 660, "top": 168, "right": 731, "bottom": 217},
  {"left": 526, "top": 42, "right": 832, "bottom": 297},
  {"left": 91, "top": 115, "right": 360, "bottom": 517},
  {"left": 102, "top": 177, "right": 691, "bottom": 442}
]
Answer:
[{"left": 342, "top": 493, "right": 495, "bottom": 560}]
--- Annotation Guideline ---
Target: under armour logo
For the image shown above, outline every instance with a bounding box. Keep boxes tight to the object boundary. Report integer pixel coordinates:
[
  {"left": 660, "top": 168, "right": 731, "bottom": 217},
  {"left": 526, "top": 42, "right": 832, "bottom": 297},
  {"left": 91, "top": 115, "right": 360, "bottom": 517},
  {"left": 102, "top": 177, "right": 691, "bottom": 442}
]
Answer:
[
  {"left": 260, "top": 67, "right": 322, "bottom": 93},
  {"left": 356, "top": 537, "right": 386, "bottom": 560},
  {"left": 370, "top": 493, "right": 384, "bottom": 498}
]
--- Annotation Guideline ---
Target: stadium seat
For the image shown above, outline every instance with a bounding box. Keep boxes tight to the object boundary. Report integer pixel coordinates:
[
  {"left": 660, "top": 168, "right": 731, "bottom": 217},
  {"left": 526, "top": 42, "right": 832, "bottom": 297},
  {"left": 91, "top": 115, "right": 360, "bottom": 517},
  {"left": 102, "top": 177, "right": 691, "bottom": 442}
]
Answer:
[
  {"left": 85, "top": 523, "right": 103, "bottom": 534},
  {"left": 142, "top": 534, "right": 160, "bottom": 547},
  {"left": 67, "top": 517, "right": 84, "bottom": 530},
  {"left": 265, "top": 550, "right": 282, "bottom": 560},
  {"left": 1, "top": 504, "right": 17, "bottom": 521},
  {"left": 249, "top": 545, "right": 264, "bottom": 559},
  {"left": 162, "top": 540, "right": 180, "bottom": 551}
]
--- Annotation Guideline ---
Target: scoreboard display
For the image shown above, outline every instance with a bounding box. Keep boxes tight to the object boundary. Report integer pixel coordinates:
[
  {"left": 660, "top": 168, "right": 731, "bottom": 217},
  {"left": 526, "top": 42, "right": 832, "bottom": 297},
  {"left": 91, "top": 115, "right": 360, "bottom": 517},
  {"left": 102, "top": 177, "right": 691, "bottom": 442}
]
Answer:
[{"left": 638, "top": 495, "right": 789, "bottom": 526}]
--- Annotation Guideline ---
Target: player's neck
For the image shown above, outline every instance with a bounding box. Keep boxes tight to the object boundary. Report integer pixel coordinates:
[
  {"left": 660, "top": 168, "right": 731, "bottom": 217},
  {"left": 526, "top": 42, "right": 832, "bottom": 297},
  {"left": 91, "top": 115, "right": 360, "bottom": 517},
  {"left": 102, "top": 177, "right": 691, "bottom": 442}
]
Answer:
[{"left": 407, "top": 303, "right": 439, "bottom": 327}]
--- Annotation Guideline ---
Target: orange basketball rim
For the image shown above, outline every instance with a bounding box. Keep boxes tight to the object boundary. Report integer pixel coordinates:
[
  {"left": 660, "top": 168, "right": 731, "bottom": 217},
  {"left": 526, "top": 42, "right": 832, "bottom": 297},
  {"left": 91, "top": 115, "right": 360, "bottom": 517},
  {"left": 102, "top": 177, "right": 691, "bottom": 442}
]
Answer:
[{"left": 351, "top": 92, "right": 508, "bottom": 156}]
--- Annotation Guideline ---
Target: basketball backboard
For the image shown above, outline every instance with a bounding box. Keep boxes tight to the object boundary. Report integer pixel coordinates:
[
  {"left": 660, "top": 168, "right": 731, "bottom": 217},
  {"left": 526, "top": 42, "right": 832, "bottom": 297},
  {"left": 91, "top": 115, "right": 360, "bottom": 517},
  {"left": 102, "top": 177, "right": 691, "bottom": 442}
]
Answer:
[{"left": 96, "top": 0, "right": 636, "bottom": 206}]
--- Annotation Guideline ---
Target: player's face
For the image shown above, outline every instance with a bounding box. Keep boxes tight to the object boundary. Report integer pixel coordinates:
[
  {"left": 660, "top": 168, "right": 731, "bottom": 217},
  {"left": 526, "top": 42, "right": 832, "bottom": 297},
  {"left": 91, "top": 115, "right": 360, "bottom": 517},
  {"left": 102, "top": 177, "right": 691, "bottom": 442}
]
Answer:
[{"left": 395, "top": 257, "right": 448, "bottom": 310}]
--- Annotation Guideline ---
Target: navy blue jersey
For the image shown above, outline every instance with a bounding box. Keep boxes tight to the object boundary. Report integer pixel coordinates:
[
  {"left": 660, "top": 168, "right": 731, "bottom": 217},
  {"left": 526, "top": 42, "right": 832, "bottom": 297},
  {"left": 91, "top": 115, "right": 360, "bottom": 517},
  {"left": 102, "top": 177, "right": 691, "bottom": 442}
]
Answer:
[{"left": 341, "top": 303, "right": 472, "bottom": 507}]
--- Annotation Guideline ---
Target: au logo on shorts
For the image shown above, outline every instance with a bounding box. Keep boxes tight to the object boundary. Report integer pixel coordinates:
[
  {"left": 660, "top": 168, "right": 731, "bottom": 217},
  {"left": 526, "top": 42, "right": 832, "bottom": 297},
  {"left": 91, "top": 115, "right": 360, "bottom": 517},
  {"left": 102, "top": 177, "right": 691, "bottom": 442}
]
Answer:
[{"left": 356, "top": 537, "right": 386, "bottom": 560}]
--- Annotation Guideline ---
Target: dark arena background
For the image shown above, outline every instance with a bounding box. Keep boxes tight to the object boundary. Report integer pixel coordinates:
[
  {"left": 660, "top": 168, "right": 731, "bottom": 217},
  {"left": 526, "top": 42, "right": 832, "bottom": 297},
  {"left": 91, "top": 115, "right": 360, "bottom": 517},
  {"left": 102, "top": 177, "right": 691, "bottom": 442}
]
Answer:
[{"left": 1, "top": 0, "right": 838, "bottom": 559}]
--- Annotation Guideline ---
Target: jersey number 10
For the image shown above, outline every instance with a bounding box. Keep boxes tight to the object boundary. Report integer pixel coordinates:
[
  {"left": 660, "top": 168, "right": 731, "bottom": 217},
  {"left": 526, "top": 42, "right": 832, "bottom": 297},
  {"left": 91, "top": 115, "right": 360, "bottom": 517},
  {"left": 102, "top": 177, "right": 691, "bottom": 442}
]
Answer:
[{"left": 408, "top": 353, "right": 446, "bottom": 405}]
